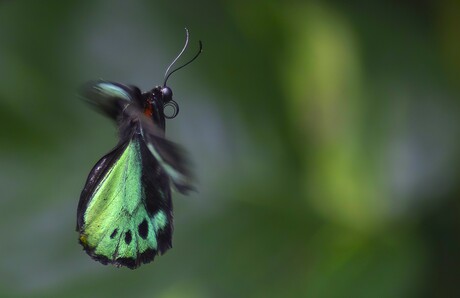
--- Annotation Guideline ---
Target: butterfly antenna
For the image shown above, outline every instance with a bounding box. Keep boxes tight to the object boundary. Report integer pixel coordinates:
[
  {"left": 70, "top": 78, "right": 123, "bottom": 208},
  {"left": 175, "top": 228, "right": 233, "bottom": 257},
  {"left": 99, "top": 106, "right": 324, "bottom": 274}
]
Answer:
[
  {"left": 163, "top": 28, "right": 190, "bottom": 85},
  {"left": 163, "top": 38, "right": 203, "bottom": 86}
]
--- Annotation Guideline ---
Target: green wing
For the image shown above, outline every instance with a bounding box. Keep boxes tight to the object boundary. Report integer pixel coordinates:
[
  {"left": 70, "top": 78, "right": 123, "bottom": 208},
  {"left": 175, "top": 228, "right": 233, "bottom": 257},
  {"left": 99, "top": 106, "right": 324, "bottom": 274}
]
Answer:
[{"left": 78, "top": 134, "right": 172, "bottom": 269}]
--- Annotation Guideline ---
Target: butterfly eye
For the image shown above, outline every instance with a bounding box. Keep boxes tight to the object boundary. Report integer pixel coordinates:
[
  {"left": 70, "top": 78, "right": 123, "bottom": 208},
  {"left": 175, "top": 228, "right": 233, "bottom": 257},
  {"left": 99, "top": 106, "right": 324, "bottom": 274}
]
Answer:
[
  {"left": 160, "top": 87, "right": 178, "bottom": 118},
  {"left": 161, "top": 87, "right": 173, "bottom": 103}
]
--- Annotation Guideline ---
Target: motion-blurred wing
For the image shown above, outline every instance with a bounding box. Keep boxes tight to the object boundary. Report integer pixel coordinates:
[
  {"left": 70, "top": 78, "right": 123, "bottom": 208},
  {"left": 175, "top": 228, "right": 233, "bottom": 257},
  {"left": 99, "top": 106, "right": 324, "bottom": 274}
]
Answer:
[
  {"left": 124, "top": 105, "right": 195, "bottom": 193},
  {"left": 80, "top": 80, "right": 143, "bottom": 121}
]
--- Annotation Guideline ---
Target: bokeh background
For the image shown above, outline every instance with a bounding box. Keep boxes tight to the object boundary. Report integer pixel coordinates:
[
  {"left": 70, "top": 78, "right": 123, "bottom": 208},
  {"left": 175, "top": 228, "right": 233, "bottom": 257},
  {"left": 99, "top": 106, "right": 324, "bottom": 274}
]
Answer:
[{"left": 1, "top": 0, "right": 460, "bottom": 297}]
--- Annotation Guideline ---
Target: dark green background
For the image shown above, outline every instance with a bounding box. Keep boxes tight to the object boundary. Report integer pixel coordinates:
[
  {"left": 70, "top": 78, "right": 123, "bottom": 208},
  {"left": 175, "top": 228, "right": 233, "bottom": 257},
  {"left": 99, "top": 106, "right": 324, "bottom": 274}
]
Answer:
[{"left": 1, "top": 0, "right": 460, "bottom": 297}]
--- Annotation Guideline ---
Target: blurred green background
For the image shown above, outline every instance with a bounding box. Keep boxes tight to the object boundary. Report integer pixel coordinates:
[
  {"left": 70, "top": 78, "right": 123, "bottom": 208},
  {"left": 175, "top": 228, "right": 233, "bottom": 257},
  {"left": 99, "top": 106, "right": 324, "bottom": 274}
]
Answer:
[{"left": 1, "top": 0, "right": 460, "bottom": 297}]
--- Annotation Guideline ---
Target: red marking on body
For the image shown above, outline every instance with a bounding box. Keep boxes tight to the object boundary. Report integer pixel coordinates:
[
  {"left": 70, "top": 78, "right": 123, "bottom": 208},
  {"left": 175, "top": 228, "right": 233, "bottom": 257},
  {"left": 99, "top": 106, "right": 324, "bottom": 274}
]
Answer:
[{"left": 144, "top": 103, "right": 153, "bottom": 117}]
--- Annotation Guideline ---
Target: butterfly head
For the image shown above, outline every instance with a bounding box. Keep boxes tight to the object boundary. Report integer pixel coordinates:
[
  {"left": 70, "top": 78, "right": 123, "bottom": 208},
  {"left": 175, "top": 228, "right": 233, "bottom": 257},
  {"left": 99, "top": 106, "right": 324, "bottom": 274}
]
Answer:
[
  {"left": 159, "top": 86, "right": 179, "bottom": 119},
  {"left": 161, "top": 86, "right": 173, "bottom": 103},
  {"left": 143, "top": 29, "right": 203, "bottom": 121},
  {"left": 156, "top": 28, "right": 202, "bottom": 120},
  {"left": 147, "top": 85, "right": 178, "bottom": 120}
]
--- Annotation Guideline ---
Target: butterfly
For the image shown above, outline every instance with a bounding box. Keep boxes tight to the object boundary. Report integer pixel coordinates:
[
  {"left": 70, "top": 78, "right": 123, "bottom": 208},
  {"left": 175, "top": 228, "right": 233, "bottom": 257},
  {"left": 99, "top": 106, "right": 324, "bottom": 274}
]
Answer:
[{"left": 77, "top": 30, "right": 202, "bottom": 269}]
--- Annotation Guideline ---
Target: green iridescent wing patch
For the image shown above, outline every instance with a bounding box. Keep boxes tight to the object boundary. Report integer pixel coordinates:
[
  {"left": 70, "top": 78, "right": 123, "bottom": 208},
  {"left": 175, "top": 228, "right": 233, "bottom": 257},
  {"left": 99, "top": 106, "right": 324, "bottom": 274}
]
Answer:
[
  {"left": 78, "top": 134, "right": 174, "bottom": 269},
  {"left": 77, "top": 81, "right": 193, "bottom": 269}
]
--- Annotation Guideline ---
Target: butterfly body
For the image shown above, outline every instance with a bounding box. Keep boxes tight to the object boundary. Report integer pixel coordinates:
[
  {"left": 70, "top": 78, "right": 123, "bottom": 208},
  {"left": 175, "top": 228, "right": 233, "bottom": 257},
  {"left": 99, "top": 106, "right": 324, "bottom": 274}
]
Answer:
[{"left": 77, "top": 81, "right": 193, "bottom": 269}]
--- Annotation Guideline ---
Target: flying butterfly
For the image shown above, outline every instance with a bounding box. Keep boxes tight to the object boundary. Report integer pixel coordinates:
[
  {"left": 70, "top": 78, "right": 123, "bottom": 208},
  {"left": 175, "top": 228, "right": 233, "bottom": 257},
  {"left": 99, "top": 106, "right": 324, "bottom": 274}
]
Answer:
[{"left": 77, "top": 29, "right": 202, "bottom": 269}]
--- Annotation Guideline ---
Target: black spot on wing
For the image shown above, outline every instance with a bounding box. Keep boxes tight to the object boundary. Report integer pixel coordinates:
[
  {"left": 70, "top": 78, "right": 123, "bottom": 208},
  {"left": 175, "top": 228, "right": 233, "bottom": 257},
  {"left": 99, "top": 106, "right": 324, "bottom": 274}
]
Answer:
[
  {"left": 138, "top": 219, "right": 148, "bottom": 239},
  {"left": 125, "top": 230, "right": 132, "bottom": 245},
  {"left": 110, "top": 229, "right": 118, "bottom": 239}
]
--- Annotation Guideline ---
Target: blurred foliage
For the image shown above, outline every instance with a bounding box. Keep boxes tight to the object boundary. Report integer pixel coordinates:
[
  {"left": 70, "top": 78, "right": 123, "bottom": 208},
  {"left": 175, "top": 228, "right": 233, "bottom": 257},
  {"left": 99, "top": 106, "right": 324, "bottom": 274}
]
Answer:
[{"left": 1, "top": 0, "right": 460, "bottom": 297}]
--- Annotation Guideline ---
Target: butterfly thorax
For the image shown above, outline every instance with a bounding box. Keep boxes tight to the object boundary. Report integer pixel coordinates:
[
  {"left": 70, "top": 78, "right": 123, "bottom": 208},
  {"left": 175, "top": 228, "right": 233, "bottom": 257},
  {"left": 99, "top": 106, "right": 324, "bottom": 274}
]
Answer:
[{"left": 142, "top": 87, "right": 166, "bottom": 131}]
